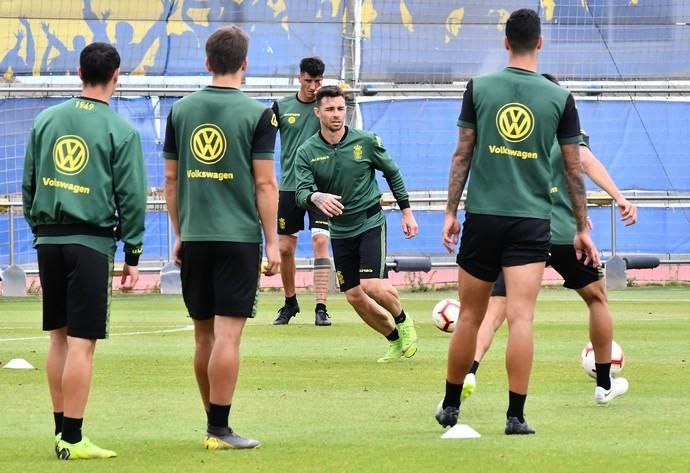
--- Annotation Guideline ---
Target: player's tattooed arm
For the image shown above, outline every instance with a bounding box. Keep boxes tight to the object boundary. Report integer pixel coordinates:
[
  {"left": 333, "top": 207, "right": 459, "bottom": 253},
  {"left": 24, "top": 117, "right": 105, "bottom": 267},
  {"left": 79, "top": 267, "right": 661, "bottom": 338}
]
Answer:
[
  {"left": 561, "top": 142, "right": 588, "bottom": 231},
  {"left": 445, "top": 127, "right": 475, "bottom": 214}
]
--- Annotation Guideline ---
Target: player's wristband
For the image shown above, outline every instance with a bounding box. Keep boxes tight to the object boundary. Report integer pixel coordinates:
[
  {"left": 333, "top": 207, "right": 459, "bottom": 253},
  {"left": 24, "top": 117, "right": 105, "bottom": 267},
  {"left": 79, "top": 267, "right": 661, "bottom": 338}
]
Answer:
[{"left": 397, "top": 199, "right": 410, "bottom": 210}]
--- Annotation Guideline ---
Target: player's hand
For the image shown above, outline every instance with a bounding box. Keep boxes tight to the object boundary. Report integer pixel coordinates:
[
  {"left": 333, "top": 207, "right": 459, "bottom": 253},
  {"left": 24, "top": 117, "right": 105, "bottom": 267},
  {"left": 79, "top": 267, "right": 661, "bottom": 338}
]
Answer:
[
  {"left": 442, "top": 212, "right": 461, "bottom": 253},
  {"left": 311, "top": 192, "right": 344, "bottom": 217},
  {"left": 41, "top": 22, "right": 50, "bottom": 34},
  {"left": 172, "top": 239, "right": 182, "bottom": 267},
  {"left": 120, "top": 264, "right": 139, "bottom": 290},
  {"left": 15, "top": 29, "right": 24, "bottom": 41},
  {"left": 19, "top": 16, "right": 29, "bottom": 26},
  {"left": 574, "top": 231, "right": 601, "bottom": 267},
  {"left": 617, "top": 198, "right": 637, "bottom": 226},
  {"left": 263, "top": 242, "right": 280, "bottom": 276},
  {"left": 401, "top": 208, "right": 418, "bottom": 239}
]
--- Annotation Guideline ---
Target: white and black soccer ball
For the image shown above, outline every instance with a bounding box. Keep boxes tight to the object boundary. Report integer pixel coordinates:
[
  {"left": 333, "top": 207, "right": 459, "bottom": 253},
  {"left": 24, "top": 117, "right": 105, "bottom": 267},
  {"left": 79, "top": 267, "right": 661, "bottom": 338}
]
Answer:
[
  {"left": 432, "top": 299, "right": 460, "bottom": 333},
  {"left": 581, "top": 340, "right": 625, "bottom": 379}
]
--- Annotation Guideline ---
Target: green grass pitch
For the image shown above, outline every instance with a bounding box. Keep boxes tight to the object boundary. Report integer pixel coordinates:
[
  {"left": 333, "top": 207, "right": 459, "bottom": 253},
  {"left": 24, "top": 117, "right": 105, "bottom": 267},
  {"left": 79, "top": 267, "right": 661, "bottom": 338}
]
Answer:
[{"left": 1, "top": 287, "right": 689, "bottom": 472}]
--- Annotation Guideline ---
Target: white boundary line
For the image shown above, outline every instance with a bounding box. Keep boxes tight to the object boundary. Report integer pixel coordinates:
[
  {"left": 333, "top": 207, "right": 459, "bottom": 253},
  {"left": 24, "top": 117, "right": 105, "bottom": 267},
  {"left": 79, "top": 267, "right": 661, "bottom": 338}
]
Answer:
[{"left": 0, "top": 325, "right": 193, "bottom": 343}]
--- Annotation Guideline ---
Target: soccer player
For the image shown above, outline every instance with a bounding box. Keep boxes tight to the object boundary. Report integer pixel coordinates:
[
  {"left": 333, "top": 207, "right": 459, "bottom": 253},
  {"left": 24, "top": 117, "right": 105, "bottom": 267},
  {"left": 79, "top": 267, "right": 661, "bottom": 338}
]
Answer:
[
  {"left": 163, "top": 25, "right": 279, "bottom": 450},
  {"left": 295, "top": 85, "right": 419, "bottom": 363},
  {"left": 22, "top": 42, "right": 146, "bottom": 460},
  {"left": 462, "top": 126, "right": 635, "bottom": 406},
  {"left": 272, "top": 57, "right": 332, "bottom": 326},
  {"left": 435, "top": 8, "right": 600, "bottom": 434}
]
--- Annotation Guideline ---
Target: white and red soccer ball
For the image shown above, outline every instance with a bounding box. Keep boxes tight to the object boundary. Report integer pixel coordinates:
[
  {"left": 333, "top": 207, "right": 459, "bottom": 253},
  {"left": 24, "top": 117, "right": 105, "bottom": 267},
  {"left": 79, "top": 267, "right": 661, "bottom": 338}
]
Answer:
[
  {"left": 581, "top": 340, "right": 625, "bottom": 378},
  {"left": 432, "top": 299, "right": 460, "bottom": 332}
]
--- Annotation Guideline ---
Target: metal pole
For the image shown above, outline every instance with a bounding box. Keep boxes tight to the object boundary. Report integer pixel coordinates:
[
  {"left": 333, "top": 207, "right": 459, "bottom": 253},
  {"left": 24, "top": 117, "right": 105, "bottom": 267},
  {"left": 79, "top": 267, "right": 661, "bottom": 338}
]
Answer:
[
  {"left": 610, "top": 202, "right": 617, "bottom": 256},
  {"left": 167, "top": 215, "right": 174, "bottom": 261},
  {"left": 342, "top": 0, "right": 361, "bottom": 127},
  {"left": 8, "top": 205, "right": 15, "bottom": 266}
]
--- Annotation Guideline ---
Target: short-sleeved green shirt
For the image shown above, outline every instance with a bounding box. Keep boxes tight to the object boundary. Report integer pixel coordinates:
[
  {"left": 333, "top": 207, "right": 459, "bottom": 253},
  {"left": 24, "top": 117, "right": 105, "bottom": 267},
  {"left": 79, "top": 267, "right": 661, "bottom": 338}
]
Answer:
[
  {"left": 272, "top": 94, "right": 320, "bottom": 191},
  {"left": 164, "top": 86, "right": 277, "bottom": 243},
  {"left": 459, "top": 68, "right": 581, "bottom": 219},
  {"left": 549, "top": 137, "right": 588, "bottom": 244}
]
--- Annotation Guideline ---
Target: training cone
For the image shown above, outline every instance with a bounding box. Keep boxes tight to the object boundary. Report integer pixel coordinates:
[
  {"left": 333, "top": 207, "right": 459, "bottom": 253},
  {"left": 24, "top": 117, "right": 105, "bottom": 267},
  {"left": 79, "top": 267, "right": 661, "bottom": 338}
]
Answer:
[
  {"left": 441, "top": 424, "right": 481, "bottom": 439},
  {"left": 3, "top": 358, "right": 35, "bottom": 370}
]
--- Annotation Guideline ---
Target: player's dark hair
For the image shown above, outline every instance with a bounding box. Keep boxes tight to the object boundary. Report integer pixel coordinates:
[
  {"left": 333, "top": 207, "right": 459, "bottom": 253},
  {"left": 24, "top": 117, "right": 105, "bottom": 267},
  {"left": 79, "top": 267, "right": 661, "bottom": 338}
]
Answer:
[
  {"left": 542, "top": 73, "right": 560, "bottom": 85},
  {"left": 315, "top": 85, "right": 345, "bottom": 107},
  {"left": 205, "top": 25, "right": 249, "bottom": 75},
  {"left": 79, "top": 43, "right": 120, "bottom": 86},
  {"left": 506, "top": 8, "right": 541, "bottom": 54},
  {"left": 300, "top": 57, "right": 325, "bottom": 77}
]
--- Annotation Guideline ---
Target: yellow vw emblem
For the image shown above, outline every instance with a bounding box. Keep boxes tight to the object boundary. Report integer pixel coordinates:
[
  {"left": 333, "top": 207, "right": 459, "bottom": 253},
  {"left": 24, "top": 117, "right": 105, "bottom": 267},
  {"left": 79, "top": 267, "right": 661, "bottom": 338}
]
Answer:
[
  {"left": 496, "top": 103, "right": 534, "bottom": 143},
  {"left": 53, "top": 135, "right": 89, "bottom": 175},
  {"left": 191, "top": 124, "right": 226, "bottom": 164}
]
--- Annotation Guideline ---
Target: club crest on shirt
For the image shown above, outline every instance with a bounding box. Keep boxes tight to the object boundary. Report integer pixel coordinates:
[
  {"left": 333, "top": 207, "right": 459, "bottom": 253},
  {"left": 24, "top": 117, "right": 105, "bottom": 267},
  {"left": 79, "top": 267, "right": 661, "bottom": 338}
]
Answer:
[
  {"left": 353, "top": 144, "right": 363, "bottom": 160},
  {"left": 190, "top": 124, "right": 227, "bottom": 164},
  {"left": 53, "top": 135, "right": 89, "bottom": 175},
  {"left": 496, "top": 103, "right": 534, "bottom": 143}
]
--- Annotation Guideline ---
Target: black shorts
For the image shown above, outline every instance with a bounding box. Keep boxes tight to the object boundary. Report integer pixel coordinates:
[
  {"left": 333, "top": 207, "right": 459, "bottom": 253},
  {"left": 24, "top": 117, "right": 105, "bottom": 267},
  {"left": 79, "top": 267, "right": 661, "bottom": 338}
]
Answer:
[
  {"left": 37, "top": 244, "right": 113, "bottom": 339},
  {"left": 490, "top": 244, "right": 602, "bottom": 295},
  {"left": 180, "top": 241, "right": 262, "bottom": 320},
  {"left": 549, "top": 244, "right": 603, "bottom": 290},
  {"left": 491, "top": 271, "right": 507, "bottom": 297},
  {"left": 457, "top": 213, "right": 550, "bottom": 282},
  {"left": 331, "top": 224, "right": 388, "bottom": 292},
  {"left": 278, "top": 191, "right": 329, "bottom": 236}
]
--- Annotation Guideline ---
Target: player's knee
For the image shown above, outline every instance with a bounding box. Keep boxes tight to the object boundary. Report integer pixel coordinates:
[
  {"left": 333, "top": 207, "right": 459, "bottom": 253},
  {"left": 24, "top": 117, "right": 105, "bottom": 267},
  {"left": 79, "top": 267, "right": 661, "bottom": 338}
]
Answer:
[
  {"left": 311, "top": 233, "right": 329, "bottom": 255},
  {"left": 580, "top": 281, "right": 608, "bottom": 306},
  {"left": 359, "top": 279, "right": 382, "bottom": 298},
  {"left": 505, "top": 311, "right": 534, "bottom": 327},
  {"left": 194, "top": 329, "right": 214, "bottom": 349},
  {"left": 279, "top": 240, "right": 296, "bottom": 259},
  {"left": 345, "top": 287, "right": 366, "bottom": 308}
]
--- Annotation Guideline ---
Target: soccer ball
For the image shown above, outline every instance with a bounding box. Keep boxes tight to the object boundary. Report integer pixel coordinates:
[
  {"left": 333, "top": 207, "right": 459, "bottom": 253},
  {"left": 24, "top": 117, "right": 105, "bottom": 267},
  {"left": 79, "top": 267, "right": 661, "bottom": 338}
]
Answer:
[
  {"left": 432, "top": 299, "right": 460, "bottom": 332},
  {"left": 581, "top": 340, "right": 625, "bottom": 379}
]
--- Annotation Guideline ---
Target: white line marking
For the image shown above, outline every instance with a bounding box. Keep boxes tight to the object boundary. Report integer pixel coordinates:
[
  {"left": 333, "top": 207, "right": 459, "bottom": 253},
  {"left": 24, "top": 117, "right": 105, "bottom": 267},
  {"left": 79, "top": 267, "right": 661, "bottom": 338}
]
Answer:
[{"left": 0, "top": 325, "right": 193, "bottom": 343}]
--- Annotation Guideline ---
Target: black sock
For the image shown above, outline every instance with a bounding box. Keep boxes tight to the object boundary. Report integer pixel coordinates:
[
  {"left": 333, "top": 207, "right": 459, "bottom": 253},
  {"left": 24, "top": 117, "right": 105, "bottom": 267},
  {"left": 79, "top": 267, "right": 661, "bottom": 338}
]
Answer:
[
  {"left": 315, "top": 303, "right": 326, "bottom": 313},
  {"left": 208, "top": 403, "right": 231, "bottom": 430},
  {"left": 393, "top": 310, "right": 407, "bottom": 325},
  {"left": 443, "top": 380, "right": 462, "bottom": 409},
  {"left": 469, "top": 360, "right": 480, "bottom": 375},
  {"left": 385, "top": 328, "right": 400, "bottom": 341},
  {"left": 285, "top": 295, "right": 298, "bottom": 307},
  {"left": 595, "top": 363, "right": 612, "bottom": 390},
  {"left": 53, "top": 412, "right": 64, "bottom": 436},
  {"left": 61, "top": 417, "right": 83, "bottom": 444},
  {"left": 507, "top": 391, "right": 527, "bottom": 423}
]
